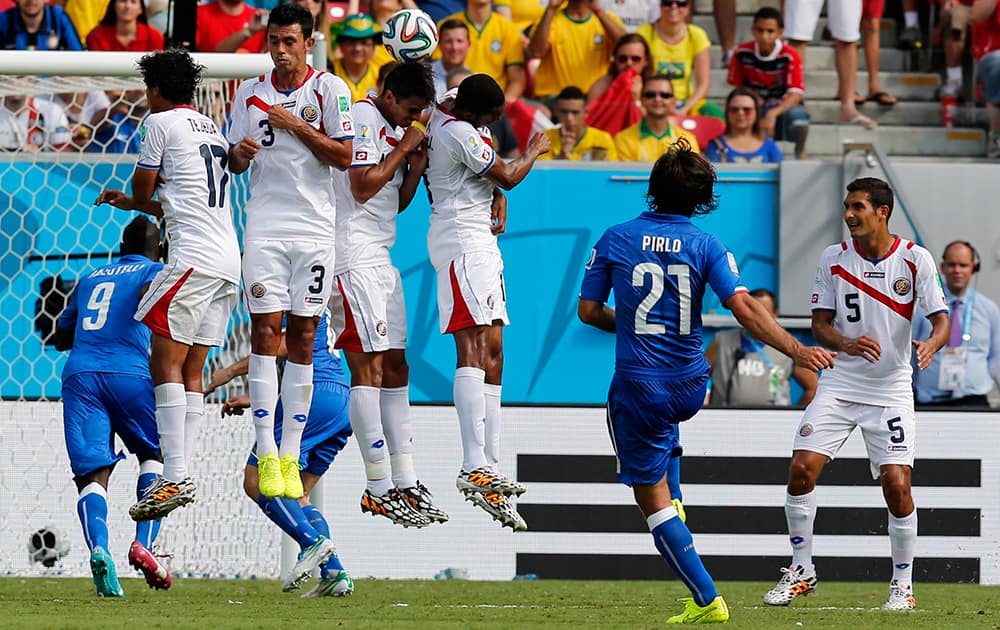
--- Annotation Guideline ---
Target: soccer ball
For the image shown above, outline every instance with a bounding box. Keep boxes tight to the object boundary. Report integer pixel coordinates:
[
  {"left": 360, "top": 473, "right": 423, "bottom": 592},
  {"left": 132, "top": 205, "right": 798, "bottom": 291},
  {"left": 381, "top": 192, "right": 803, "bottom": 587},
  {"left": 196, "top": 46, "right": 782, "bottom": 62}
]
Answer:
[
  {"left": 382, "top": 9, "right": 438, "bottom": 62},
  {"left": 27, "top": 527, "right": 70, "bottom": 567}
]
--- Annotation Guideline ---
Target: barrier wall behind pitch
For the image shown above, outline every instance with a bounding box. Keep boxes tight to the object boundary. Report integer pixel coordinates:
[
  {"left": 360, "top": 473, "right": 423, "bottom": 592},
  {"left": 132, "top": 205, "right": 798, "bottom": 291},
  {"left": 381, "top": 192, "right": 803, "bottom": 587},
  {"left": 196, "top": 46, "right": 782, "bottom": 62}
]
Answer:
[{"left": 2, "top": 403, "right": 996, "bottom": 585}]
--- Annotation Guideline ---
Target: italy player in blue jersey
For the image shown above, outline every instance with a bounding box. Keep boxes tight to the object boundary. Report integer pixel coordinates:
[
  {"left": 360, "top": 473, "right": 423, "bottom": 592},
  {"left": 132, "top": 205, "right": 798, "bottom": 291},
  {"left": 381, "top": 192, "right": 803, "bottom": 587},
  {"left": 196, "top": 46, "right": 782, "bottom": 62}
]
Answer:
[
  {"left": 55, "top": 217, "right": 173, "bottom": 597},
  {"left": 213, "top": 312, "right": 354, "bottom": 596},
  {"left": 578, "top": 140, "right": 835, "bottom": 624}
]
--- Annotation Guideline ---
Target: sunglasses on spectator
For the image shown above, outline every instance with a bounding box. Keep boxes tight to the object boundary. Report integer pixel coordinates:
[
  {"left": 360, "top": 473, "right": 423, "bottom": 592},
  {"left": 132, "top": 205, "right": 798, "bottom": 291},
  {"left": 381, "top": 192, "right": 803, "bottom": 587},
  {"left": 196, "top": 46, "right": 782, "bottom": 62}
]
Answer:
[
  {"left": 660, "top": 0, "right": 689, "bottom": 7},
  {"left": 728, "top": 106, "right": 754, "bottom": 114},
  {"left": 616, "top": 54, "right": 644, "bottom": 63},
  {"left": 642, "top": 90, "right": 674, "bottom": 99}
]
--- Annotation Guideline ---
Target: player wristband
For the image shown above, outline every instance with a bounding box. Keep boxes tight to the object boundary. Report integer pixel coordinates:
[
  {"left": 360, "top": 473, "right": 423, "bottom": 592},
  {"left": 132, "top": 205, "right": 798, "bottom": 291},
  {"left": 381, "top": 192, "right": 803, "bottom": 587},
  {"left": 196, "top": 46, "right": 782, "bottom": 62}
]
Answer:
[{"left": 410, "top": 120, "right": 427, "bottom": 133}]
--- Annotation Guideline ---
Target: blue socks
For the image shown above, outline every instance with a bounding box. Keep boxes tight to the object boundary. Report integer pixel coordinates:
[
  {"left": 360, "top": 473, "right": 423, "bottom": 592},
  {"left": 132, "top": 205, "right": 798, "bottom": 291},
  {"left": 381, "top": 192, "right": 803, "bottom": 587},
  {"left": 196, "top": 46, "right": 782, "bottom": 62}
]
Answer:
[
  {"left": 648, "top": 505, "right": 718, "bottom": 606},
  {"left": 257, "top": 495, "right": 320, "bottom": 549},
  {"left": 667, "top": 453, "right": 682, "bottom": 502},
  {"left": 302, "top": 504, "right": 345, "bottom": 577},
  {"left": 135, "top": 471, "right": 162, "bottom": 548},
  {"left": 77, "top": 482, "right": 109, "bottom": 552}
]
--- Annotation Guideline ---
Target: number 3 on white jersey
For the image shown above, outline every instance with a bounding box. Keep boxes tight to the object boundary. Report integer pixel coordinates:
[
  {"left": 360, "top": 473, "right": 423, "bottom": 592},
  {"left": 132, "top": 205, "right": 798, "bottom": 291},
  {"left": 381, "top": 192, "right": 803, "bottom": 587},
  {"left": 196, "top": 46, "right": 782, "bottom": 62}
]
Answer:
[
  {"left": 81, "top": 282, "right": 115, "bottom": 331},
  {"left": 632, "top": 263, "right": 691, "bottom": 335}
]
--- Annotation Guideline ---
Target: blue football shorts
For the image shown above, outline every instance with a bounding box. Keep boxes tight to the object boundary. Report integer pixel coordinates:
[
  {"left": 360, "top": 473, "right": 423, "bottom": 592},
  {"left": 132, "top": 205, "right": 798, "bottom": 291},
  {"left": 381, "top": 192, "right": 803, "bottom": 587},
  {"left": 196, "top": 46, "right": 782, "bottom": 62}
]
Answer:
[
  {"left": 247, "top": 380, "right": 352, "bottom": 477},
  {"left": 61, "top": 372, "right": 160, "bottom": 478},
  {"left": 606, "top": 372, "right": 708, "bottom": 486}
]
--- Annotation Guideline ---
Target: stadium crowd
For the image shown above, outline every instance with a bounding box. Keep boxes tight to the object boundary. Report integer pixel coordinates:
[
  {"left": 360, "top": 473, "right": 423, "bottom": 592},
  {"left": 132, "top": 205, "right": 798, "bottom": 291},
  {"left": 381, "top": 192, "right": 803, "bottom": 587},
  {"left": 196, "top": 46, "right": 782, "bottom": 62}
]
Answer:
[{"left": 1, "top": 0, "right": 999, "bottom": 157}]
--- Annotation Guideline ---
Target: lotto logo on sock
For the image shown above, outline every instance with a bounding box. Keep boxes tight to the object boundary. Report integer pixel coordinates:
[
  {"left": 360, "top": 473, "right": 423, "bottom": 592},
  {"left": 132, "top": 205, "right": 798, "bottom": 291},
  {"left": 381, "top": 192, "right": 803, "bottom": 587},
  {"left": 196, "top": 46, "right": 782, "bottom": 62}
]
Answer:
[
  {"left": 371, "top": 439, "right": 384, "bottom": 449},
  {"left": 790, "top": 536, "right": 805, "bottom": 545},
  {"left": 253, "top": 409, "right": 269, "bottom": 418},
  {"left": 895, "top": 563, "right": 910, "bottom": 569},
  {"left": 293, "top": 414, "right": 307, "bottom": 424}
]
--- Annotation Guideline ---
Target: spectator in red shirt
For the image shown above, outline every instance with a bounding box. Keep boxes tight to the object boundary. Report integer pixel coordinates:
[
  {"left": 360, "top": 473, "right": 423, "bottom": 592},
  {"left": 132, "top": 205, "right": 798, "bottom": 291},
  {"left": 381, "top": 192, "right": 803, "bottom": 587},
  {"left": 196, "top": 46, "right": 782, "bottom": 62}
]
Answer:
[
  {"left": 85, "top": 0, "right": 164, "bottom": 51},
  {"left": 727, "top": 7, "right": 810, "bottom": 158},
  {"left": 196, "top": 0, "right": 265, "bottom": 52}
]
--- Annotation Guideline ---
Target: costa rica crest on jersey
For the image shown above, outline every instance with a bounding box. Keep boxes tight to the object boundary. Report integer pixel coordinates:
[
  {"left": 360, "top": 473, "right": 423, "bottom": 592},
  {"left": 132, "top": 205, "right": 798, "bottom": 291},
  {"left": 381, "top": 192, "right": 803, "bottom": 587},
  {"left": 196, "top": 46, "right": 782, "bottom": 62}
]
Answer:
[
  {"left": 892, "top": 277, "right": 911, "bottom": 296},
  {"left": 300, "top": 104, "right": 319, "bottom": 123}
]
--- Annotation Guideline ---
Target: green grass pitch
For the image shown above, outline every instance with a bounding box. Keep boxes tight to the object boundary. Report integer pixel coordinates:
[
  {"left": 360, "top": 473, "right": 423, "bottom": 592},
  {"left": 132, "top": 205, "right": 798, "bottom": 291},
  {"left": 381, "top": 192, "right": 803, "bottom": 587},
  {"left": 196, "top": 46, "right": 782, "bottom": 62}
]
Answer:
[{"left": 4, "top": 578, "right": 999, "bottom": 628}]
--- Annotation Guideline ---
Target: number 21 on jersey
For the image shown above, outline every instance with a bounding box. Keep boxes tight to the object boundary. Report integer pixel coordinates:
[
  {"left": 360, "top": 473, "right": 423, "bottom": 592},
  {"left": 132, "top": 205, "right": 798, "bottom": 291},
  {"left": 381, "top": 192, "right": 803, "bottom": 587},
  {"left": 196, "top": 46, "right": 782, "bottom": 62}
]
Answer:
[{"left": 632, "top": 262, "right": 691, "bottom": 335}]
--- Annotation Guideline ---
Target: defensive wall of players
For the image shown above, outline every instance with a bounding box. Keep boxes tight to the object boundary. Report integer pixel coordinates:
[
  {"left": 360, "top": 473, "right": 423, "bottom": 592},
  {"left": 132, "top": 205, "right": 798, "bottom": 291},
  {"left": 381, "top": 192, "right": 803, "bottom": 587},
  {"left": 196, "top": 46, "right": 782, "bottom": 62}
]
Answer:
[
  {"left": 2, "top": 404, "right": 997, "bottom": 583},
  {"left": 2, "top": 159, "right": 997, "bottom": 403}
]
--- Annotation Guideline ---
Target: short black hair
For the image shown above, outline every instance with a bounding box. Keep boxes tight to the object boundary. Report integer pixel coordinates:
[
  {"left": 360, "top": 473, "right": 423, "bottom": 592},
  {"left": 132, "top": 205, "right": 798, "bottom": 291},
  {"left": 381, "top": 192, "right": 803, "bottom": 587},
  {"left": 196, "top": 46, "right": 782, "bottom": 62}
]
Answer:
[
  {"left": 137, "top": 49, "right": 204, "bottom": 105},
  {"left": 646, "top": 138, "right": 719, "bottom": 217},
  {"left": 556, "top": 86, "right": 586, "bottom": 102},
  {"left": 454, "top": 73, "right": 504, "bottom": 116},
  {"left": 268, "top": 3, "right": 313, "bottom": 37},
  {"left": 121, "top": 216, "right": 160, "bottom": 258},
  {"left": 753, "top": 6, "right": 783, "bottom": 27},
  {"left": 846, "top": 177, "right": 894, "bottom": 218},
  {"left": 383, "top": 61, "right": 436, "bottom": 103},
  {"left": 439, "top": 18, "right": 469, "bottom": 36}
]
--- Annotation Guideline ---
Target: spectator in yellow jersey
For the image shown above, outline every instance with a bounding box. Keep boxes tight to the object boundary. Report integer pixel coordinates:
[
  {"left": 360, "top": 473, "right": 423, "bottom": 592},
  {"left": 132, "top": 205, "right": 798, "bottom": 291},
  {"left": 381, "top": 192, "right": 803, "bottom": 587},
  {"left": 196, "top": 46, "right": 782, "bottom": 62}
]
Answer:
[
  {"left": 636, "top": 0, "right": 722, "bottom": 118},
  {"left": 431, "top": 19, "right": 472, "bottom": 97},
  {"left": 493, "top": 0, "right": 545, "bottom": 33},
  {"left": 540, "top": 86, "right": 617, "bottom": 160},
  {"left": 527, "top": 0, "right": 626, "bottom": 101},
  {"left": 614, "top": 74, "right": 698, "bottom": 161},
  {"left": 331, "top": 13, "right": 385, "bottom": 102},
  {"left": 440, "top": 0, "right": 526, "bottom": 103}
]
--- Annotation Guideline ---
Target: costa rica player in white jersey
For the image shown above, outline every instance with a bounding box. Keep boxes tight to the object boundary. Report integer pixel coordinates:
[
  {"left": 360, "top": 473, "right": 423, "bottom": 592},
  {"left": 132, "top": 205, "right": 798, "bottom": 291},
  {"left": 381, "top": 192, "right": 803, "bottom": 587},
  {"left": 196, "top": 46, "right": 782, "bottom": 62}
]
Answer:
[
  {"left": 764, "top": 177, "right": 949, "bottom": 611},
  {"left": 227, "top": 3, "right": 354, "bottom": 500},
  {"left": 96, "top": 49, "right": 242, "bottom": 521},
  {"left": 330, "top": 61, "right": 447, "bottom": 529},
  {"left": 424, "top": 74, "right": 550, "bottom": 530}
]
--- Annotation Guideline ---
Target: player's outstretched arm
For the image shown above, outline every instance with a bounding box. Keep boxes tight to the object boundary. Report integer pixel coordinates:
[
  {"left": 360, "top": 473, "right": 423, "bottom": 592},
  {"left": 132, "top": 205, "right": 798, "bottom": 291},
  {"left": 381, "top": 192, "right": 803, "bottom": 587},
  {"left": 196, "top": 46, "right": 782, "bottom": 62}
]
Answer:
[
  {"left": 912, "top": 311, "right": 950, "bottom": 370},
  {"left": 94, "top": 169, "right": 163, "bottom": 217},
  {"left": 727, "top": 292, "right": 835, "bottom": 372},
  {"left": 204, "top": 333, "right": 289, "bottom": 395},
  {"left": 221, "top": 394, "right": 251, "bottom": 417},
  {"left": 578, "top": 298, "right": 616, "bottom": 333},
  {"left": 350, "top": 124, "right": 425, "bottom": 204},
  {"left": 811, "top": 308, "right": 879, "bottom": 364},
  {"left": 269, "top": 104, "right": 352, "bottom": 169},
  {"left": 483, "top": 132, "right": 552, "bottom": 190}
]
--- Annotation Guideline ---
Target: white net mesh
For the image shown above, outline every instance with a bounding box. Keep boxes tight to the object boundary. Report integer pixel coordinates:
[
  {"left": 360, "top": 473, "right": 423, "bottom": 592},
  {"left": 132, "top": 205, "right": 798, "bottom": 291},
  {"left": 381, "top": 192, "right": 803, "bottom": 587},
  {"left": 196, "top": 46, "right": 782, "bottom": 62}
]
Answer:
[{"left": 0, "top": 55, "right": 265, "bottom": 577}]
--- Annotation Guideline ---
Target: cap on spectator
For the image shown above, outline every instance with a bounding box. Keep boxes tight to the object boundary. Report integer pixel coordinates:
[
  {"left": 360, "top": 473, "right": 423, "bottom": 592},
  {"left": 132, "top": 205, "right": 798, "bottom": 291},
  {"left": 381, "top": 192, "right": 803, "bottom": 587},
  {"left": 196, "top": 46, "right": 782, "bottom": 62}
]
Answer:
[{"left": 335, "top": 13, "right": 380, "bottom": 41}]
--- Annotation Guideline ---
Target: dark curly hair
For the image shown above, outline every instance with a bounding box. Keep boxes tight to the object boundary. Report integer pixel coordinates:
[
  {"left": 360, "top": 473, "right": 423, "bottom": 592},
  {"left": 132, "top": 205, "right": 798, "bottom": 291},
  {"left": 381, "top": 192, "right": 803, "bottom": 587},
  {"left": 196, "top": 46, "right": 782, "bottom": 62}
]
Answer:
[
  {"left": 136, "top": 48, "right": 204, "bottom": 105},
  {"left": 846, "top": 177, "right": 894, "bottom": 219},
  {"left": 645, "top": 138, "right": 719, "bottom": 217},
  {"left": 383, "top": 61, "right": 436, "bottom": 103}
]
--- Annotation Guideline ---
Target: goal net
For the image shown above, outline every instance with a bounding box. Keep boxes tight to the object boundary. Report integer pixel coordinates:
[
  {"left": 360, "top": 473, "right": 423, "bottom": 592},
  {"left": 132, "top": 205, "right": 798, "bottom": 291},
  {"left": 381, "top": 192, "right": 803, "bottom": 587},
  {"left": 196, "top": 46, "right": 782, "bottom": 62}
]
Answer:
[{"left": 0, "top": 50, "right": 282, "bottom": 579}]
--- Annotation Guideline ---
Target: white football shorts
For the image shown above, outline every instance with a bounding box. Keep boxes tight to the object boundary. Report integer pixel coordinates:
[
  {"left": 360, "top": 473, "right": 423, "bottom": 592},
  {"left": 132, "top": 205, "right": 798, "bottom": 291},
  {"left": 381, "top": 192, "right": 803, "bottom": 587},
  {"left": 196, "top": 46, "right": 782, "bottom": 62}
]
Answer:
[
  {"left": 793, "top": 387, "right": 916, "bottom": 478},
  {"left": 135, "top": 261, "right": 238, "bottom": 347},
  {"left": 242, "top": 239, "right": 335, "bottom": 317},
  {"left": 329, "top": 264, "right": 408, "bottom": 353},
  {"left": 784, "top": 0, "right": 861, "bottom": 43},
  {"left": 435, "top": 250, "right": 509, "bottom": 334}
]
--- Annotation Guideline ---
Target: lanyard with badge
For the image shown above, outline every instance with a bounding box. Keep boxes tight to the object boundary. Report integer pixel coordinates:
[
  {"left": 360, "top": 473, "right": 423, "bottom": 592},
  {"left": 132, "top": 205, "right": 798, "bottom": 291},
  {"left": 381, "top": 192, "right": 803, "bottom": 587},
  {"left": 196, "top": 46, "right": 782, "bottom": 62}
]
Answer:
[
  {"left": 938, "top": 292, "right": 974, "bottom": 391},
  {"left": 740, "top": 331, "right": 789, "bottom": 405}
]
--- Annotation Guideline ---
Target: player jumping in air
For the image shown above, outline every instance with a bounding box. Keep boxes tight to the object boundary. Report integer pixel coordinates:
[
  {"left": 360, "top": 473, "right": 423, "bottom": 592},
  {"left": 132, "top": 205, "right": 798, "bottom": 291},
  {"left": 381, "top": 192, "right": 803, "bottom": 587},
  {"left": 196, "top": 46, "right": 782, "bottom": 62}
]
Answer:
[
  {"left": 763, "top": 177, "right": 949, "bottom": 611},
  {"left": 227, "top": 2, "right": 354, "bottom": 500},
  {"left": 578, "top": 140, "right": 835, "bottom": 624},
  {"left": 55, "top": 218, "right": 172, "bottom": 597},
  {"left": 424, "top": 74, "right": 551, "bottom": 530},
  {"left": 330, "top": 61, "right": 446, "bottom": 529},
  {"left": 212, "top": 312, "right": 353, "bottom": 596},
  {"left": 97, "top": 49, "right": 242, "bottom": 522}
]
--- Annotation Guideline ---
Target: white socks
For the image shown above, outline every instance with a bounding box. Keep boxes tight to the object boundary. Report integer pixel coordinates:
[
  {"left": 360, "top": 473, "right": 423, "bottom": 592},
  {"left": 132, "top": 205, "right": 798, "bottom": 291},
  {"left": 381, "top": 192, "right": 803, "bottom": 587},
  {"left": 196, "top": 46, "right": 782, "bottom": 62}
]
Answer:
[
  {"left": 278, "top": 361, "right": 313, "bottom": 459},
  {"left": 888, "top": 510, "right": 917, "bottom": 585},
  {"left": 483, "top": 383, "right": 502, "bottom": 468},
  {"left": 249, "top": 353, "right": 279, "bottom": 457},
  {"left": 785, "top": 490, "right": 817, "bottom": 570},
  {"left": 155, "top": 382, "right": 187, "bottom": 481},
  {"left": 350, "top": 385, "right": 392, "bottom": 495},
  {"left": 382, "top": 386, "right": 417, "bottom": 489},
  {"left": 454, "top": 366, "right": 487, "bottom": 471},
  {"left": 184, "top": 392, "right": 202, "bottom": 468}
]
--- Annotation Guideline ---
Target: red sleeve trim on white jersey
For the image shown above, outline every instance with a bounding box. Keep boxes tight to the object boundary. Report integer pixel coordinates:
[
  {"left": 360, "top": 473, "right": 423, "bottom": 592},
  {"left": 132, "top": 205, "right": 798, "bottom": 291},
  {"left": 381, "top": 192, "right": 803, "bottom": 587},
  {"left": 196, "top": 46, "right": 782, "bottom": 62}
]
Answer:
[
  {"left": 247, "top": 95, "right": 270, "bottom": 113},
  {"left": 831, "top": 264, "right": 914, "bottom": 320}
]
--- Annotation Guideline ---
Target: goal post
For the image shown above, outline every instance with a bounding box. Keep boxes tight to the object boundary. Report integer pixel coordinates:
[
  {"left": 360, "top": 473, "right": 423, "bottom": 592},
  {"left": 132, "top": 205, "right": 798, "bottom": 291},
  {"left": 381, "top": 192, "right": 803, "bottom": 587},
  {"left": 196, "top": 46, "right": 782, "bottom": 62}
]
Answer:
[{"left": 0, "top": 50, "right": 282, "bottom": 579}]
